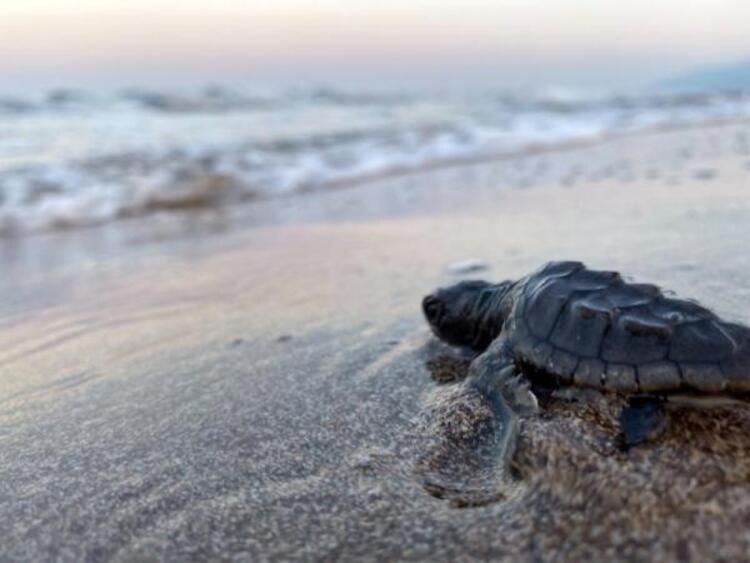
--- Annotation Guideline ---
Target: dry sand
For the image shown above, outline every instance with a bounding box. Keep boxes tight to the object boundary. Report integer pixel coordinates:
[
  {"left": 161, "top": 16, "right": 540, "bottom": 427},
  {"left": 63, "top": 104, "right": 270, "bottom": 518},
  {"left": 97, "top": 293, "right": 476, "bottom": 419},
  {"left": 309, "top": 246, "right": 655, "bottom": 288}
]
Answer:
[{"left": 2, "top": 121, "right": 750, "bottom": 561}]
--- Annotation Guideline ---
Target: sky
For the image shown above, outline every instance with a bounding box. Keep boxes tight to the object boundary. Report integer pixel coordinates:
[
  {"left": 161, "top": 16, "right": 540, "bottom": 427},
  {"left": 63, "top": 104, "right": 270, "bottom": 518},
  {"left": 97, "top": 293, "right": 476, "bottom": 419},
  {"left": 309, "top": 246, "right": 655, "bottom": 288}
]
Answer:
[{"left": 1, "top": 0, "right": 749, "bottom": 90}]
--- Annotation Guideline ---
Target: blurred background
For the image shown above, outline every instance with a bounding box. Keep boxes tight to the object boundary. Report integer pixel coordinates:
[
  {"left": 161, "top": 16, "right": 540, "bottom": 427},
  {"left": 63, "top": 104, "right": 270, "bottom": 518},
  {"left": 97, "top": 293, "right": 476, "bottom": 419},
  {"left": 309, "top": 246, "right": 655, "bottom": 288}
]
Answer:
[{"left": 1, "top": 0, "right": 749, "bottom": 237}]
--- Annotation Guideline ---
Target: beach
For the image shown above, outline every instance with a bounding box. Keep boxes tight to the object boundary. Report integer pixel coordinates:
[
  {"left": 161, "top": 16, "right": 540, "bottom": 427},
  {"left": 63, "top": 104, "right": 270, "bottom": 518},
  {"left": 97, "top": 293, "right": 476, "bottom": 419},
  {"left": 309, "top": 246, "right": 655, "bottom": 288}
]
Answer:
[{"left": 3, "top": 120, "right": 750, "bottom": 560}]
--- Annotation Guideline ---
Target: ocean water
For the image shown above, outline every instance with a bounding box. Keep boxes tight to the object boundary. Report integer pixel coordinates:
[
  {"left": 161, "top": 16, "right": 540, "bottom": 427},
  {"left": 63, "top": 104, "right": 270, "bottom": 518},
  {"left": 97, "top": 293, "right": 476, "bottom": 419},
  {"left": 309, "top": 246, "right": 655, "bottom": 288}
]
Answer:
[{"left": 1, "top": 84, "right": 749, "bottom": 235}]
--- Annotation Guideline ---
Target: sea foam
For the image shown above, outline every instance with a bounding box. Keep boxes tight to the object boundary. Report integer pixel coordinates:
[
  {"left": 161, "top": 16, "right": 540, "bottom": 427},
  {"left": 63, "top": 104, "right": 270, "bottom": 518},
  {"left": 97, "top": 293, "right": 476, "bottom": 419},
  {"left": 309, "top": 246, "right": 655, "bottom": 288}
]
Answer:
[{"left": 1, "top": 85, "right": 749, "bottom": 235}]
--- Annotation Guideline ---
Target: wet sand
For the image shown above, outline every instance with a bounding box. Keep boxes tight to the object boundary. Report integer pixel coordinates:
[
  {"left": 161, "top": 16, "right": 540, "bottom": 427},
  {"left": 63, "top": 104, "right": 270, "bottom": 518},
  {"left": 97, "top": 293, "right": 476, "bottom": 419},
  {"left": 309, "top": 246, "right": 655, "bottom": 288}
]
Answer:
[{"left": 2, "top": 121, "right": 750, "bottom": 560}]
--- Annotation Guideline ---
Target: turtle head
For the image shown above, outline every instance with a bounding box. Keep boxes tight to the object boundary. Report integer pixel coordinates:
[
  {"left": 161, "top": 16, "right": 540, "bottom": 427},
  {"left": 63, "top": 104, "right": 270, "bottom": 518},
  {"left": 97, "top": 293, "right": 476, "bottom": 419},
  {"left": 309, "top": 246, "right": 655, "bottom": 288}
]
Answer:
[{"left": 422, "top": 279, "right": 513, "bottom": 351}]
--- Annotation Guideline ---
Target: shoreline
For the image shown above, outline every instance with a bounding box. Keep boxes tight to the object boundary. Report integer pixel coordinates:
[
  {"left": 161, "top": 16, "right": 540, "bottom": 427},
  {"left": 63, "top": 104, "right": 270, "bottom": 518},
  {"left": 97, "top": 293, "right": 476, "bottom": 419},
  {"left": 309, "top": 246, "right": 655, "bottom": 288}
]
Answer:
[
  {"left": 304, "top": 112, "right": 750, "bottom": 194},
  {"left": 2, "top": 114, "right": 750, "bottom": 241}
]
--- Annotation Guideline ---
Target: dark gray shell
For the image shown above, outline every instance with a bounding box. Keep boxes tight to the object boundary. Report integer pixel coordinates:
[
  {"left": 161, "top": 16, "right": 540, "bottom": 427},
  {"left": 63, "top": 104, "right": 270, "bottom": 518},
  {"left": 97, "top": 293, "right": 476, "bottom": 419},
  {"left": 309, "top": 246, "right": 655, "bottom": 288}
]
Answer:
[{"left": 505, "top": 261, "right": 750, "bottom": 394}]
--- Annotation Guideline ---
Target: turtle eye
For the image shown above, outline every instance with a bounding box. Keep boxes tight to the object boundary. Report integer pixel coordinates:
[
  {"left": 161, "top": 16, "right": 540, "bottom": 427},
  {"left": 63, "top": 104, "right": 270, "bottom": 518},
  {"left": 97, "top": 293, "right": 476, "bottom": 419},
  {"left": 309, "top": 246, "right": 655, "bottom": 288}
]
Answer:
[{"left": 422, "top": 296, "right": 444, "bottom": 326}]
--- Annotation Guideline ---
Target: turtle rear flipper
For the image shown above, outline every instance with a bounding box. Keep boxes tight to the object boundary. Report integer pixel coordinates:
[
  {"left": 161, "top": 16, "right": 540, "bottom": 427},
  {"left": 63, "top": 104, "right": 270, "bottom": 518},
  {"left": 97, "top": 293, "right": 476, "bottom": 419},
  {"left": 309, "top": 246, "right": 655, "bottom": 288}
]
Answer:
[{"left": 617, "top": 396, "right": 668, "bottom": 450}]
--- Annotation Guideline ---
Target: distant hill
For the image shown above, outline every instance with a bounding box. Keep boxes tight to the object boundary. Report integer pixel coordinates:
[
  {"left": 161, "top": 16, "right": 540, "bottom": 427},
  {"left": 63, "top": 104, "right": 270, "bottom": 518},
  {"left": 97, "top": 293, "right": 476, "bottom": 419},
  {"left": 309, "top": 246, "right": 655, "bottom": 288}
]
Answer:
[{"left": 665, "top": 60, "right": 750, "bottom": 92}]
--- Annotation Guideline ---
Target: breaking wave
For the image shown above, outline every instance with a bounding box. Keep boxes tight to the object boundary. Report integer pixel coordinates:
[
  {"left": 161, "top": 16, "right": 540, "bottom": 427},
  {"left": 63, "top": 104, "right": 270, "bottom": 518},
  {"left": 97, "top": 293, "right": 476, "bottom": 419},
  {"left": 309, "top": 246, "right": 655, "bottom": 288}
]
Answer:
[{"left": 1, "top": 84, "right": 749, "bottom": 235}]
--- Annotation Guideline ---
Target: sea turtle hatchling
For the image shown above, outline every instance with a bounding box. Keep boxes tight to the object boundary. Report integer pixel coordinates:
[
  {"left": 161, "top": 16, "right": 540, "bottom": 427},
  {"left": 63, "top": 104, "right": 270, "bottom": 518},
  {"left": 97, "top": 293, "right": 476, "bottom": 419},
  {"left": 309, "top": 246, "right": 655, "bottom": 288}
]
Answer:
[{"left": 422, "top": 261, "right": 750, "bottom": 453}]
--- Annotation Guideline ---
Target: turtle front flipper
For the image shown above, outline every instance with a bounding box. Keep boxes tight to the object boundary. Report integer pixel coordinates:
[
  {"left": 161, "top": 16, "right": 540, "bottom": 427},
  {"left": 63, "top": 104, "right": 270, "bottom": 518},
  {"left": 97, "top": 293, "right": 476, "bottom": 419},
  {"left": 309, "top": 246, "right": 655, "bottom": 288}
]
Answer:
[
  {"left": 617, "top": 396, "right": 668, "bottom": 450},
  {"left": 414, "top": 338, "right": 536, "bottom": 507},
  {"left": 467, "top": 338, "right": 539, "bottom": 415}
]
